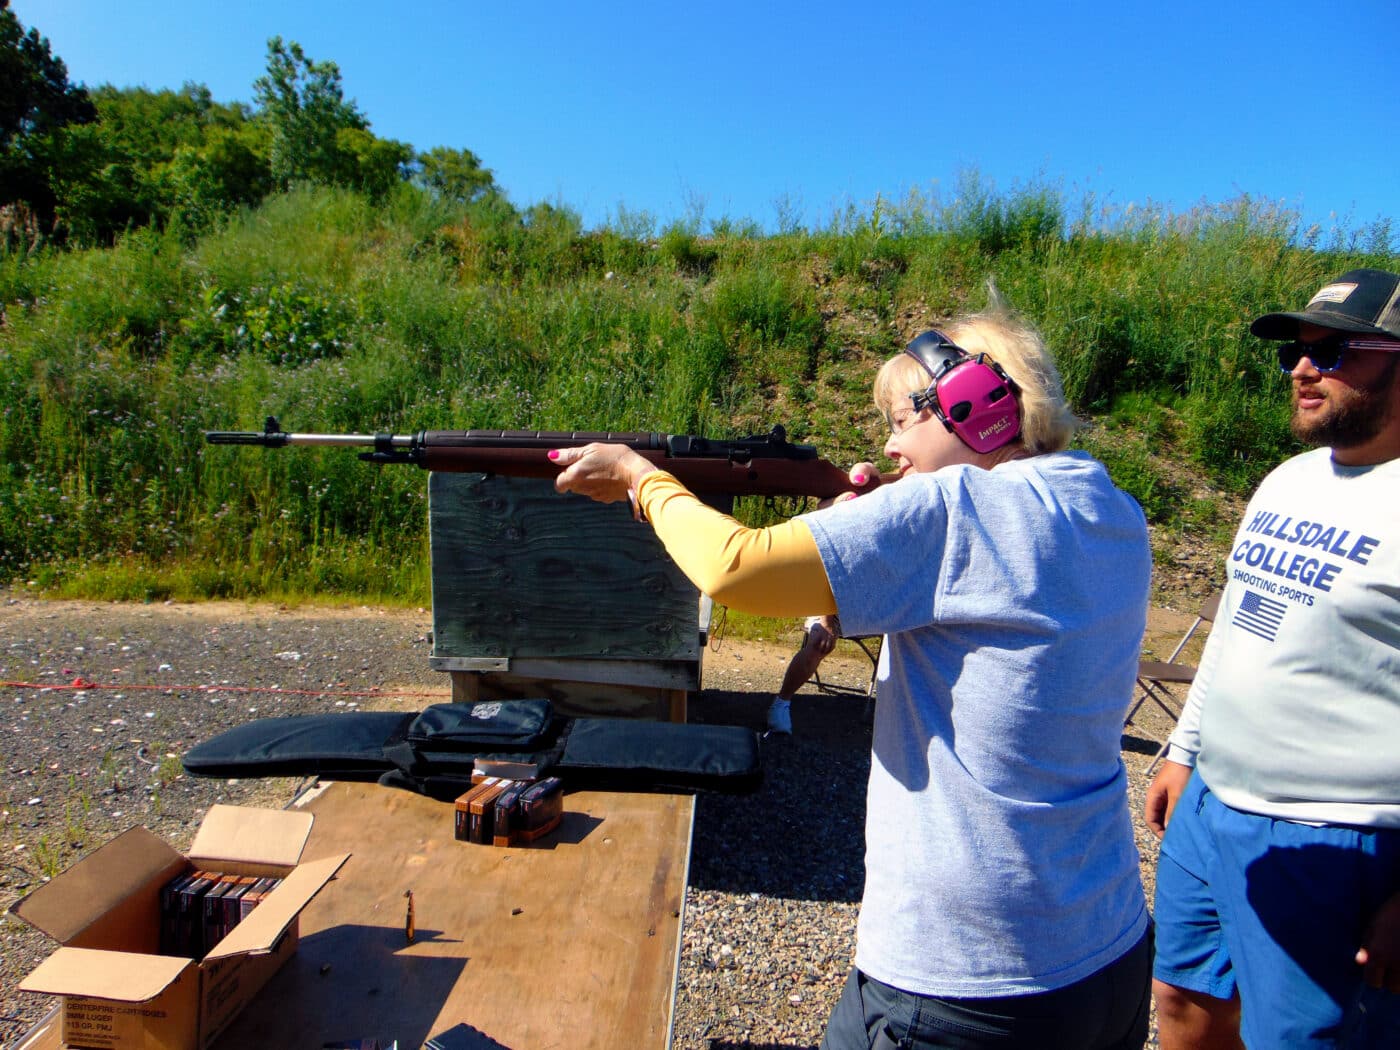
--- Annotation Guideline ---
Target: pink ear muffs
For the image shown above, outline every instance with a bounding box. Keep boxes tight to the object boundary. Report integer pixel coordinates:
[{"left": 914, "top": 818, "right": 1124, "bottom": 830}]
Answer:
[{"left": 903, "top": 330, "right": 1022, "bottom": 454}]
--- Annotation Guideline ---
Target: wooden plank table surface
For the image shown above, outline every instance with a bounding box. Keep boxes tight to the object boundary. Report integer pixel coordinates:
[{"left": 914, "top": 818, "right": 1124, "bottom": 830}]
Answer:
[
  {"left": 204, "top": 780, "right": 695, "bottom": 1050},
  {"left": 16, "top": 780, "right": 695, "bottom": 1050}
]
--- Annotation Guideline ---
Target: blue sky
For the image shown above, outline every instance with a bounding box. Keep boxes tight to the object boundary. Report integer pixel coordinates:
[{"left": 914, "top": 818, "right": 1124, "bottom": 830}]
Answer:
[{"left": 14, "top": 0, "right": 1399, "bottom": 241}]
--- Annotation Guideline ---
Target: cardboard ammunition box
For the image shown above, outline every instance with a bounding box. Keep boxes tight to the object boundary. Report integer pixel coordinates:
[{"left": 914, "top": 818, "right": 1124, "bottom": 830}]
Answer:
[
  {"left": 13, "top": 804, "right": 348, "bottom": 1050},
  {"left": 199, "top": 875, "right": 237, "bottom": 958},
  {"left": 468, "top": 780, "right": 511, "bottom": 844},
  {"left": 453, "top": 777, "right": 503, "bottom": 841},
  {"left": 237, "top": 877, "right": 280, "bottom": 922},
  {"left": 219, "top": 875, "right": 260, "bottom": 939},
  {"left": 490, "top": 782, "right": 531, "bottom": 847},
  {"left": 515, "top": 777, "right": 564, "bottom": 843},
  {"left": 174, "top": 872, "right": 219, "bottom": 959},
  {"left": 158, "top": 873, "right": 197, "bottom": 957}
]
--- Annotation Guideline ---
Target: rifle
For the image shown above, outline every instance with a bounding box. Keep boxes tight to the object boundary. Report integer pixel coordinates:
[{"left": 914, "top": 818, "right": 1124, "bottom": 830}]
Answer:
[{"left": 205, "top": 417, "right": 892, "bottom": 500}]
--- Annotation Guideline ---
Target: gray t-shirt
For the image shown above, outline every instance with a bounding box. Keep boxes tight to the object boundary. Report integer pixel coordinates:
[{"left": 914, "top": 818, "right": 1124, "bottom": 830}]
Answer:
[{"left": 805, "top": 451, "right": 1151, "bottom": 996}]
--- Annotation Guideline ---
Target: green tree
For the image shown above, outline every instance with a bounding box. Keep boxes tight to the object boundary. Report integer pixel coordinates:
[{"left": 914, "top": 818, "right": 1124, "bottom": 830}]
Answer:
[
  {"left": 416, "top": 145, "right": 496, "bottom": 204},
  {"left": 332, "top": 126, "right": 413, "bottom": 198},
  {"left": 0, "top": 0, "right": 96, "bottom": 235},
  {"left": 52, "top": 84, "right": 263, "bottom": 242},
  {"left": 164, "top": 123, "right": 273, "bottom": 228},
  {"left": 253, "top": 36, "right": 369, "bottom": 188}
]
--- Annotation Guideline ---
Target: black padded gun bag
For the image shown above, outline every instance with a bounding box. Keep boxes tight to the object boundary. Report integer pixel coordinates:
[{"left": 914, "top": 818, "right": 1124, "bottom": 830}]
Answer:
[{"left": 183, "top": 699, "right": 762, "bottom": 799}]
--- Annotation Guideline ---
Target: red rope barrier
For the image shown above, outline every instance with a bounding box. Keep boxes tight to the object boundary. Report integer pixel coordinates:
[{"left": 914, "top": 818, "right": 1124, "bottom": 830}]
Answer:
[{"left": 0, "top": 678, "right": 451, "bottom": 700}]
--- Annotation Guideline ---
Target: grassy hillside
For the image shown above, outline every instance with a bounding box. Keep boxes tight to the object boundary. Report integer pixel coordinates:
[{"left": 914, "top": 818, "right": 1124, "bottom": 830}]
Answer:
[{"left": 0, "top": 181, "right": 1394, "bottom": 606}]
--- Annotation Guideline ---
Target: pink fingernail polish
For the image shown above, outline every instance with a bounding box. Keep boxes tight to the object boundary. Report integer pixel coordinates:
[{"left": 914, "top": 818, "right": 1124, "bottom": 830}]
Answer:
[
  {"left": 548, "top": 449, "right": 560, "bottom": 460},
  {"left": 852, "top": 473, "right": 867, "bottom": 484}
]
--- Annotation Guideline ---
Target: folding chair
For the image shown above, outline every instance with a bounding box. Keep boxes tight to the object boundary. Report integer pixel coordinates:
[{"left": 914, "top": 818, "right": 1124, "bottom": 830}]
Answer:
[
  {"left": 813, "top": 635, "right": 882, "bottom": 723},
  {"left": 1127, "top": 591, "right": 1221, "bottom": 773}
]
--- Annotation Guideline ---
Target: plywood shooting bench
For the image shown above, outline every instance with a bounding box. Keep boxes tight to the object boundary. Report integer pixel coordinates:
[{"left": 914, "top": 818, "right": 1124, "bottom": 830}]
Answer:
[
  {"left": 16, "top": 471, "right": 713, "bottom": 1050},
  {"left": 16, "top": 780, "right": 694, "bottom": 1050},
  {"left": 427, "top": 472, "right": 717, "bottom": 723}
]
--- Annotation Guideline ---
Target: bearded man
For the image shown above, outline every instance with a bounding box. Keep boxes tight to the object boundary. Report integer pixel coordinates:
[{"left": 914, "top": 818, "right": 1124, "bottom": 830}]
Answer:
[{"left": 1146, "top": 268, "right": 1400, "bottom": 1048}]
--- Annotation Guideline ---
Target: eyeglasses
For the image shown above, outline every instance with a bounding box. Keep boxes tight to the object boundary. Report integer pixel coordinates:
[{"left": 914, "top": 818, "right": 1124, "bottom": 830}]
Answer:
[
  {"left": 1277, "top": 336, "right": 1400, "bottom": 374},
  {"left": 886, "top": 406, "right": 932, "bottom": 436}
]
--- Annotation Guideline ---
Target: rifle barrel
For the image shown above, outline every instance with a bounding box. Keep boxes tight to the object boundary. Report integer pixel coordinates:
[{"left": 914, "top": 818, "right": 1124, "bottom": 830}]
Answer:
[{"left": 204, "top": 430, "right": 413, "bottom": 448}]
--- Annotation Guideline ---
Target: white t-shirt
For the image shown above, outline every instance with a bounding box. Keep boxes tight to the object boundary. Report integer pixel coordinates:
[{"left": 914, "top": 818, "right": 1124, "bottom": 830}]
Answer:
[
  {"left": 1165, "top": 447, "right": 1400, "bottom": 827},
  {"left": 804, "top": 450, "right": 1152, "bottom": 996}
]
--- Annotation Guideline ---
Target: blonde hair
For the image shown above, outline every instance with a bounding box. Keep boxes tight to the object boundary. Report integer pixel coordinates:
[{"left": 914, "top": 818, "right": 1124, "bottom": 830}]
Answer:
[{"left": 874, "top": 288, "right": 1077, "bottom": 454}]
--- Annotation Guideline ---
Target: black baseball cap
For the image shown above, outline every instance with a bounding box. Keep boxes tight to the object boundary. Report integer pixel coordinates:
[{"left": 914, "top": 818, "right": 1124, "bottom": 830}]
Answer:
[{"left": 1251, "top": 268, "right": 1400, "bottom": 341}]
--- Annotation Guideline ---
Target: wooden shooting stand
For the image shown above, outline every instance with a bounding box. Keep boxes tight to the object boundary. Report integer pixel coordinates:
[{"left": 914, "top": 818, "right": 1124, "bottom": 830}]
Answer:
[{"left": 426, "top": 473, "right": 711, "bottom": 722}]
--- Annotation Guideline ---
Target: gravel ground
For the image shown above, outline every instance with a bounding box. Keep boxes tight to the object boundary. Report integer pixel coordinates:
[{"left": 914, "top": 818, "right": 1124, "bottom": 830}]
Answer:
[{"left": 0, "top": 592, "right": 1198, "bottom": 1049}]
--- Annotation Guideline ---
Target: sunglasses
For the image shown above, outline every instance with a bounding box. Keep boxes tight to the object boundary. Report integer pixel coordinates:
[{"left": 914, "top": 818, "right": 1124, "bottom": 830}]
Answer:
[{"left": 1277, "top": 336, "right": 1400, "bottom": 374}]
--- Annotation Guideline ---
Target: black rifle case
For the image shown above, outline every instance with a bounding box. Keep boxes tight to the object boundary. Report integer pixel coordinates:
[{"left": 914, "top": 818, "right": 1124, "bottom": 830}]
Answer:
[{"left": 183, "top": 698, "right": 762, "bottom": 800}]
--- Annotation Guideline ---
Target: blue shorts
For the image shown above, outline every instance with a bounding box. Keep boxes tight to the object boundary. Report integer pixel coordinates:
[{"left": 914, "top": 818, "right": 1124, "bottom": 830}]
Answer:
[{"left": 1154, "top": 771, "right": 1400, "bottom": 1047}]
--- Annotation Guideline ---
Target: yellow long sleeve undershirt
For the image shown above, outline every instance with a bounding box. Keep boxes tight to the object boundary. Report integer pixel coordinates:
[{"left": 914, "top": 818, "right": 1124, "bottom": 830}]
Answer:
[{"left": 634, "top": 470, "right": 838, "bottom": 618}]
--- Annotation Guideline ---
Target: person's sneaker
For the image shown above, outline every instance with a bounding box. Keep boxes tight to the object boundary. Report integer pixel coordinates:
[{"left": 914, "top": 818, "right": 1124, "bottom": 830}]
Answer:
[{"left": 766, "top": 698, "right": 792, "bottom": 735}]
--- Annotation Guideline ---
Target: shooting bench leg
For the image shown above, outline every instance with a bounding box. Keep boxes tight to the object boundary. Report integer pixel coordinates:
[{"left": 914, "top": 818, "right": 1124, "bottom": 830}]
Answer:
[
  {"left": 449, "top": 671, "right": 482, "bottom": 704},
  {"left": 667, "top": 688, "right": 687, "bottom": 724}
]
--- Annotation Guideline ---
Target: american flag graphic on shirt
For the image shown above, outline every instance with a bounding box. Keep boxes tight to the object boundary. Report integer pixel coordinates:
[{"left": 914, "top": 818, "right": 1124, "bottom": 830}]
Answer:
[{"left": 1232, "top": 589, "right": 1288, "bottom": 642}]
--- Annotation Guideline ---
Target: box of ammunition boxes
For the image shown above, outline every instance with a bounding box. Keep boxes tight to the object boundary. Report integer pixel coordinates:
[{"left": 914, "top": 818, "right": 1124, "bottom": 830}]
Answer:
[
  {"left": 12, "top": 804, "right": 348, "bottom": 1050},
  {"left": 452, "top": 776, "right": 564, "bottom": 847}
]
